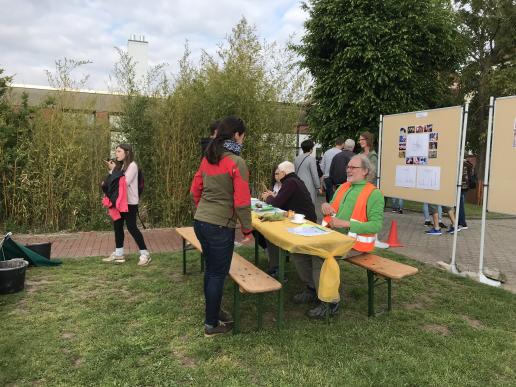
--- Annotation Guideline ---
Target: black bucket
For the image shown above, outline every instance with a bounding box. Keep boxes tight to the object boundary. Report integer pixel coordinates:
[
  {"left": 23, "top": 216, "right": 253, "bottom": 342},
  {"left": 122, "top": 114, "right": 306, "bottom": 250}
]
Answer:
[
  {"left": 0, "top": 259, "right": 29, "bottom": 294},
  {"left": 25, "top": 242, "right": 52, "bottom": 260}
]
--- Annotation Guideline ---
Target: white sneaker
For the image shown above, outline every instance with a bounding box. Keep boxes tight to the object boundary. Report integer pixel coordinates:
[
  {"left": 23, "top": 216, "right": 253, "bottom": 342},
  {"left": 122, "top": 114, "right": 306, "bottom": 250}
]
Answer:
[
  {"left": 374, "top": 240, "right": 390, "bottom": 249},
  {"left": 138, "top": 254, "right": 151, "bottom": 266},
  {"left": 103, "top": 252, "right": 125, "bottom": 263}
]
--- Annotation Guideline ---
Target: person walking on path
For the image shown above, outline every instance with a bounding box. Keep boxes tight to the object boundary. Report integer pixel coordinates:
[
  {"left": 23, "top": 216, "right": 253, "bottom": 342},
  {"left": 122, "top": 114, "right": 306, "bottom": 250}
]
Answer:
[
  {"left": 320, "top": 137, "right": 344, "bottom": 202},
  {"left": 294, "top": 139, "right": 321, "bottom": 205},
  {"left": 190, "top": 116, "right": 252, "bottom": 337},
  {"left": 102, "top": 144, "right": 151, "bottom": 266}
]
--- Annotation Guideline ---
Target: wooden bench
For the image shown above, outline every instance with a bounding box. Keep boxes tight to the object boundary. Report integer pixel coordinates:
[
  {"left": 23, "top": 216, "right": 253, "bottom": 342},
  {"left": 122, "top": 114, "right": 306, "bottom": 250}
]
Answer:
[
  {"left": 175, "top": 227, "right": 282, "bottom": 333},
  {"left": 346, "top": 253, "right": 418, "bottom": 317}
]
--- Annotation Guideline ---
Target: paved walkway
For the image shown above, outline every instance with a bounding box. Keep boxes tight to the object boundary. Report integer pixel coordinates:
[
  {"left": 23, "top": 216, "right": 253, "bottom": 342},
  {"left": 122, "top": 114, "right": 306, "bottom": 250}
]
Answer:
[{"left": 9, "top": 210, "right": 516, "bottom": 293}]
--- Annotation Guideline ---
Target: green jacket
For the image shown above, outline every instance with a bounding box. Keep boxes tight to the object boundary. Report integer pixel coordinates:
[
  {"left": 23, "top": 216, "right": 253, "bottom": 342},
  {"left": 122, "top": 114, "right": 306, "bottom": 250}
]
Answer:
[{"left": 330, "top": 180, "right": 384, "bottom": 235}]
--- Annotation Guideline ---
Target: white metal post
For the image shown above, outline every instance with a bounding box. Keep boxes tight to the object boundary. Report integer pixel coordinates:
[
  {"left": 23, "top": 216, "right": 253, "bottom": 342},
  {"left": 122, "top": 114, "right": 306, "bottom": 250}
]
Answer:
[
  {"left": 450, "top": 103, "right": 469, "bottom": 274},
  {"left": 377, "top": 114, "right": 383, "bottom": 188},
  {"left": 478, "top": 97, "right": 501, "bottom": 287}
]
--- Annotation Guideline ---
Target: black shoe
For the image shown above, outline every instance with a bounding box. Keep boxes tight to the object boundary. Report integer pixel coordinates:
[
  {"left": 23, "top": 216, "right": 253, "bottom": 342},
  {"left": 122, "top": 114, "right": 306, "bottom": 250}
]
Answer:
[
  {"left": 398, "top": 209, "right": 403, "bottom": 214},
  {"left": 293, "top": 288, "right": 318, "bottom": 304},
  {"left": 424, "top": 220, "right": 432, "bottom": 227},
  {"left": 204, "top": 321, "right": 233, "bottom": 337},
  {"left": 219, "top": 309, "right": 233, "bottom": 324},
  {"left": 439, "top": 222, "right": 447, "bottom": 229},
  {"left": 306, "top": 302, "right": 339, "bottom": 319},
  {"left": 459, "top": 224, "right": 468, "bottom": 230}
]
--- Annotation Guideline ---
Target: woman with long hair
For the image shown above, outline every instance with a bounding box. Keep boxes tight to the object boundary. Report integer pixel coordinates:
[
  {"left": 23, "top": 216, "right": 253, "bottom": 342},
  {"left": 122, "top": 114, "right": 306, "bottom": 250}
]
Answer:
[
  {"left": 190, "top": 116, "right": 252, "bottom": 337},
  {"left": 358, "top": 131, "right": 378, "bottom": 184},
  {"left": 102, "top": 143, "right": 151, "bottom": 266}
]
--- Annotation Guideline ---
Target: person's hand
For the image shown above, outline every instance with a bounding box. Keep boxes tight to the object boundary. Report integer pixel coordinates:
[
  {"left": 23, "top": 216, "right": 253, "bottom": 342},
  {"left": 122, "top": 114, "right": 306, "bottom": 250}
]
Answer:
[
  {"left": 329, "top": 217, "right": 349, "bottom": 229},
  {"left": 261, "top": 190, "right": 273, "bottom": 201},
  {"left": 104, "top": 159, "right": 116, "bottom": 171},
  {"left": 321, "top": 202, "right": 335, "bottom": 216},
  {"left": 241, "top": 231, "right": 253, "bottom": 244},
  {"left": 319, "top": 187, "right": 323, "bottom": 195}
]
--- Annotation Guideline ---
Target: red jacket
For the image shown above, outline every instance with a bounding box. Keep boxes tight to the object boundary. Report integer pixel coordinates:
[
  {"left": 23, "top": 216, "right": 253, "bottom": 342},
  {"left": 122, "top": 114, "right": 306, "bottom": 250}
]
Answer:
[
  {"left": 102, "top": 175, "right": 129, "bottom": 220},
  {"left": 191, "top": 151, "right": 252, "bottom": 234}
]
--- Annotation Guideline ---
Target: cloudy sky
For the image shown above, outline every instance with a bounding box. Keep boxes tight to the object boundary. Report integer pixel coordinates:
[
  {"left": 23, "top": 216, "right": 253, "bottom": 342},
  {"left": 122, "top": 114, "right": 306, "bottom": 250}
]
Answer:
[{"left": 0, "top": 0, "right": 308, "bottom": 90}]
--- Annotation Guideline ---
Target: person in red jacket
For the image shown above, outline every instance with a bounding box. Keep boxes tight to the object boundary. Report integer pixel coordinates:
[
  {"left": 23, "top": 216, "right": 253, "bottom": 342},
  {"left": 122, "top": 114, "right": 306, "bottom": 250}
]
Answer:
[{"left": 190, "top": 116, "right": 252, "bottom": 337}]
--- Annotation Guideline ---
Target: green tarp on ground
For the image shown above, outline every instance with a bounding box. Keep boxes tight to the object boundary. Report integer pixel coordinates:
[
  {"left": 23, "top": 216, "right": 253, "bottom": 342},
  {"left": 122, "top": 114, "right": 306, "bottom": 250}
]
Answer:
[{"left": 1, "top": 235, "right": 62, "bottom": 267}]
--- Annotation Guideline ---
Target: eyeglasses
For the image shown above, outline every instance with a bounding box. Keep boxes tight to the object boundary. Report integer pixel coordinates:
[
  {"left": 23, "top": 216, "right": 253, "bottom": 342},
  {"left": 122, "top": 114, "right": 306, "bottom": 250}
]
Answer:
[
  {"left": 346, "top": 165, "right": 362, "bottom": 170},
  {"left": 274, "top": 172, "right": 281, "bottom": 175},
  {"left": 358, "top": 138, "right": 366, "bottom": 141}
]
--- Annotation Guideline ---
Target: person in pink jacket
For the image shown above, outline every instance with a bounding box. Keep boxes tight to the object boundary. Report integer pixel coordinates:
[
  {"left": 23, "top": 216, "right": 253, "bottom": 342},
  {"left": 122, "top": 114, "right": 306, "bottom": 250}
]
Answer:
[{"left": 102, "top": 144, "right": 151, "bottom": 266}]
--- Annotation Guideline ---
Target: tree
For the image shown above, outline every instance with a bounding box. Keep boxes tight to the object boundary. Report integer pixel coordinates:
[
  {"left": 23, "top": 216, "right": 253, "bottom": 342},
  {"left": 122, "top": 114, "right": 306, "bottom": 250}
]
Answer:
[
  {"left": 296, "top": 0, "right": 465, "bottom": 146},
  {"left": 454, "top": 0, "right": 516, "bottom": 157}
]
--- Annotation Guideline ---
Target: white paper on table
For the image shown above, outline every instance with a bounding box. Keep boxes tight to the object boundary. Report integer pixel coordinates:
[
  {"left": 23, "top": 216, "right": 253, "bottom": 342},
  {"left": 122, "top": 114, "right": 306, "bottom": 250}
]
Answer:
[
  {"left": 416, "top": 166, "right": 441, "bottom": 190},
  {"left": 406, "top": 133, "right": 430, "bottom": 158},
  {"left": 287, "top": 225, "right": 331, "bottom": 237},
  {"left": 395, "top": 165, "right": 417, "bottom": 188}
]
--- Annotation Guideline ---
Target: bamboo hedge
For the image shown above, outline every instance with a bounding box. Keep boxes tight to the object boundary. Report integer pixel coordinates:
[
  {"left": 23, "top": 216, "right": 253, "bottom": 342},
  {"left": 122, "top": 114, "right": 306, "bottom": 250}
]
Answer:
[{"left": 0, "top": 19, "right": 307, "bottom": 232}]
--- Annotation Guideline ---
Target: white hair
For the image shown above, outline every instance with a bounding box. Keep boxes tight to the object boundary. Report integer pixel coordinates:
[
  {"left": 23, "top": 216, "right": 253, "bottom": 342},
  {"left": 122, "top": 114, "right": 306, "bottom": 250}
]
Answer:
[
  {"left": 351, "top": 154, "right": 375, "bottom": 180},
  {"left": 344, "top": 139, "right": 355, "bottom": 150},
  {"left": 277, "top": 161, "right": 295, "bottom": 174}
]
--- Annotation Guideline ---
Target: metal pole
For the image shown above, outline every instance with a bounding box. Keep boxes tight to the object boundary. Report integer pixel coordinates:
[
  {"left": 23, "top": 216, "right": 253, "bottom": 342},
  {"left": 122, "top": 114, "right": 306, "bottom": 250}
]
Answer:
[
  {"left": 450, "top": 103, "right": 469, "bottom": 274},
  {"left": 377, "top": 114, "right": 383, "bottom": 188},
  {"left": 478, "top": 97, "right": 501, "bottom": 287}
]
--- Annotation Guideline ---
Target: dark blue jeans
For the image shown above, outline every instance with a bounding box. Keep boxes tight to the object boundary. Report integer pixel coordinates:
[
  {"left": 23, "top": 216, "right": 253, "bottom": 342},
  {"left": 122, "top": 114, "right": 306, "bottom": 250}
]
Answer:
[
  {"left": 324, "top": 177, "right": 334, "bottom": 202},
  {"left": 193, "top": 220, "right": 235, "bottom": 326}
]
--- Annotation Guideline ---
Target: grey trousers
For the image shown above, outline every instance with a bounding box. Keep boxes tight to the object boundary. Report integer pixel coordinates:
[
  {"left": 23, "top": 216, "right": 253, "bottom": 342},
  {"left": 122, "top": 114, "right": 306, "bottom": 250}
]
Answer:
[{"left": 266, "top": 241, "right": 323, "bottom": 290}]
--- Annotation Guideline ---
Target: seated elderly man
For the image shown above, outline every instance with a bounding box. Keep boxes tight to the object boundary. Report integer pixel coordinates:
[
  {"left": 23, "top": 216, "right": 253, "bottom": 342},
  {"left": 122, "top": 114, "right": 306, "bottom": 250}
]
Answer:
[
  {"left": 301, "top": 154, "right": 383, "bottom": 319},
  {"left": 261, "top": 161, "right": 319, "bottom": 302}
]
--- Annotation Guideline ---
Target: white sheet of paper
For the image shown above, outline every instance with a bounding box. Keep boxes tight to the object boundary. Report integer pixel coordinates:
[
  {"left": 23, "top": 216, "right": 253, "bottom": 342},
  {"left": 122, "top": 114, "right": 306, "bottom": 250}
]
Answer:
[
  {"left": 395, "top": 165, "right": 417, "bottom": 188},
  {"left": 416, "top": 166, "right": 441, "bottom": 190},
  {"left": 406, "top": 133, "right": 430, "bottom": 158}
]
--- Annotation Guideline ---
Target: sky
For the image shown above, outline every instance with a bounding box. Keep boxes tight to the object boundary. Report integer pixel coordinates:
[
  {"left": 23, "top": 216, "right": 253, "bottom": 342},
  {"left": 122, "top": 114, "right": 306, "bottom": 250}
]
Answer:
[{"left": 0, "top": 0, "right": 308, "bottom": 91}]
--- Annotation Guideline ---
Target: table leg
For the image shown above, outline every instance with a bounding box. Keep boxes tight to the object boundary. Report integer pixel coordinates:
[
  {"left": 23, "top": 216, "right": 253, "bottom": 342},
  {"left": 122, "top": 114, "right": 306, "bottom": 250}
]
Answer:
[
  {"left": 367, "top": 270, "right": 375, "bottom": 317},
  {"left": 277, "top": 248, "right": 285, "bottom": 328}
]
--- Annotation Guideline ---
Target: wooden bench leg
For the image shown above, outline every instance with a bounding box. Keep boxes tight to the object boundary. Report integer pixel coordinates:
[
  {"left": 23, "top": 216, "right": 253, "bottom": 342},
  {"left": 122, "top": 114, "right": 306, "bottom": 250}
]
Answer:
[
  {"left": 277, "top": 248, "right": 285, "bottom": 329},
  {"left": 233, "top": 283, "right": 241, "bottom": 334},
  {"left": 367, "top": 270, "right": 375, "bottom": 317},
  {"left": 182, "top": 238, "right": 187, "bottom": 275},
  {"left": 256, "top": 293, "right": 263, "bottom": 330}
]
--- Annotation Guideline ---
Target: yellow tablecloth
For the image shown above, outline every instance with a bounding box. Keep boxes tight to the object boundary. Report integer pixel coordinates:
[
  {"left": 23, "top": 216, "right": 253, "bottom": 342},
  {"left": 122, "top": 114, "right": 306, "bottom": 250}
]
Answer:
[{"left": 252, "top": 213, "right": 355, "bottom": 302}]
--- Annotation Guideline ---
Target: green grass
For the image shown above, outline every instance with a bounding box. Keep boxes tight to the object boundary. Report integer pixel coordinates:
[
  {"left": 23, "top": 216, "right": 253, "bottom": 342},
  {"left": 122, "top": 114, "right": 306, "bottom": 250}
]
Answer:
[
  {"left": 386, "top": 198, "right": 513, "bottom": 219},
  {"left": 1, "top": 248, "right": 515, "bottom": 386}
]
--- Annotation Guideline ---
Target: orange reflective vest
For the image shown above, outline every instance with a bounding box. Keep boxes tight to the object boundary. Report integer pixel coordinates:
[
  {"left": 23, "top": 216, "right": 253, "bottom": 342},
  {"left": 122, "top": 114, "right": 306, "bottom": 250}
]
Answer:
[{"left": 323, "top": 182, "right": 377, "bottom": 252}]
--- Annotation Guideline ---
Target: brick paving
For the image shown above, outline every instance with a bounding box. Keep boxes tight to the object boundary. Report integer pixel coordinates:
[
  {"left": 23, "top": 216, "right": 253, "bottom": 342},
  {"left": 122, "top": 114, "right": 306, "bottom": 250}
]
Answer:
[{"left": 9, "top": 210, "right": 516, "bottom": 293}]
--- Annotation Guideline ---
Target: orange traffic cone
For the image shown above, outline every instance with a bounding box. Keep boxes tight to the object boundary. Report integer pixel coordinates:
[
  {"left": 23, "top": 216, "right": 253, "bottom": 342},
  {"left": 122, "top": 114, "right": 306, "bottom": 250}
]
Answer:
[{"left": 386, "top": 220, "right": 403, "bottom": 247}]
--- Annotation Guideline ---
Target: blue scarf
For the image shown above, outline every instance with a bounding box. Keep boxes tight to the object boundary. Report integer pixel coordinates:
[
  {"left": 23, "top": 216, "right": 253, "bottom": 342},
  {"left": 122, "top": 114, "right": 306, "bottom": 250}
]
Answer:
[{"left": 223, "top": 140, "right": 242, "bottom": 155}]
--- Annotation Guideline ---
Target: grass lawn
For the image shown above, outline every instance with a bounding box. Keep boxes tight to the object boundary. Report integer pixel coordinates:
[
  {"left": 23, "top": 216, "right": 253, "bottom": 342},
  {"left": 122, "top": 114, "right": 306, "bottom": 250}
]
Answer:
[{"left": 1, "top": 247, "right": 515, "bottom": 386}]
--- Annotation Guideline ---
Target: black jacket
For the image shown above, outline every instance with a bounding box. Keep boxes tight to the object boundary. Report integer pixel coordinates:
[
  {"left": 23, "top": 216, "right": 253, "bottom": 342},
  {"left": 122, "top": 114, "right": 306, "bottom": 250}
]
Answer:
[
  {"left": 101, "top": 170, "right": 124, "bottom": 208},
  {"left": 329, "top": 149, "right": 355, "bottom": 186},
  {"left": 265, "top": 173, "right": 317, "bottom": 222}
]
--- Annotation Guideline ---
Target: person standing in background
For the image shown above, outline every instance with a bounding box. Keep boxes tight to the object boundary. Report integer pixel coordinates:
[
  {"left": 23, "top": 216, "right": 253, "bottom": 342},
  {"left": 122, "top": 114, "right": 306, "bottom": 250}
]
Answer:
[
  {"left": 328, "top": 138, "right": 356, "bottom": 191},
  {"left": 320, "top": 137, "right": 344, "bottom": 202},
  {"left": 294, "top": 139, "right": 321, "bottom": 205},
  {"left": 358, "top": 131, "right": 378, "bottom": 185},
  {"left": 102, "top": 144, "right": 151, "bottom": 266}
]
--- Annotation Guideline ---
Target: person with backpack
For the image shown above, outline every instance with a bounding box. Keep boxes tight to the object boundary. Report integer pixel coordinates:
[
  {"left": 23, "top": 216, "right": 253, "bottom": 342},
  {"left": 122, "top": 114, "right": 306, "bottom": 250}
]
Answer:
[
  {"left": 190, "top": 116, "right": 252, "bottom": 337},
  {"left": 102, "top": 143, "right": 151, "bottom": 266}
]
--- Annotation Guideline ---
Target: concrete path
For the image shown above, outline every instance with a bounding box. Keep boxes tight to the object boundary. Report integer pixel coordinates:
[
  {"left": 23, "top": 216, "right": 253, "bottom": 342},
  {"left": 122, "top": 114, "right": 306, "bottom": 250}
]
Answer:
[{"left": 8, "top": 210, "right": 516, "bottom": 293}]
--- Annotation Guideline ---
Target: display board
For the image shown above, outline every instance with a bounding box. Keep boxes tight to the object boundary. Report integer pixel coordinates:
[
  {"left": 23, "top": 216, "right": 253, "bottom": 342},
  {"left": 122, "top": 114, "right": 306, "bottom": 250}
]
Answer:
[
  {"left": 487, "top": 96, "right": 516, "bottom": 215},
  {"left": 380, "top": 106, "right": 464, "bottom": 206}
]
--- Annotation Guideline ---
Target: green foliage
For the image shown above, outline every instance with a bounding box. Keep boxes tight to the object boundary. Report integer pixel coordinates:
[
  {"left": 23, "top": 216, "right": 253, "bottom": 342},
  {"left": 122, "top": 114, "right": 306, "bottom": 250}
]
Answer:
[
  {"left": 113, "top": 18, "right": 303, "bottom": 227},
  {"left": 296, "top": 0, "right": 465, "bottom": 147},
  {"left": 0, "top": 62, "right": 111, "bottom": 232},
  {"left": 454, "top": 0, "right": 516, "bottom": 156}
]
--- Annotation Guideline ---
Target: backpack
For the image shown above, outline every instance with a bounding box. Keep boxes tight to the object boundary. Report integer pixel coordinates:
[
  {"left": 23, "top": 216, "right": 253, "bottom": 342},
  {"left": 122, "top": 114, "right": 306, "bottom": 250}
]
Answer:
[{"left": 137, "top": 168, "right": 144, "bottom": 196}]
